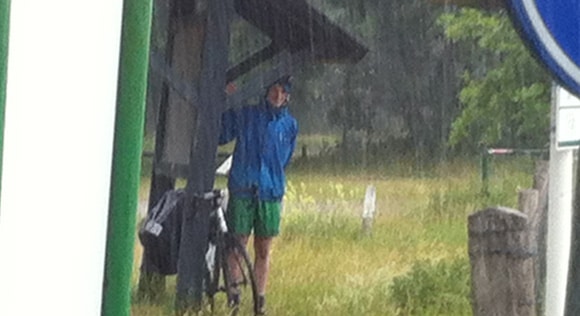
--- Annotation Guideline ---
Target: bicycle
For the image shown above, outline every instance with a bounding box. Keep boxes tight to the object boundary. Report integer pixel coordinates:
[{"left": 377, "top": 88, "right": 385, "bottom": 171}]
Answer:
[{"left": 199, "top": 189, "right": 259, "bottom": 315}]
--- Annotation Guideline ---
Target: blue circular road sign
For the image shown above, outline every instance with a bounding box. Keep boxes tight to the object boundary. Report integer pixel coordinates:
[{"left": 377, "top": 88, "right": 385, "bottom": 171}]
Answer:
[{"left": 508, "top": 0, "right": 580, "bottom": 95}]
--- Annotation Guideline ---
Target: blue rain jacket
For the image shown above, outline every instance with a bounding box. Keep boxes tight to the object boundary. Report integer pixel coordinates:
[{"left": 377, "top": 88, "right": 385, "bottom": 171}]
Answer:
[{"left": 219, "top": 99, "right": 298, "bottom": 201}]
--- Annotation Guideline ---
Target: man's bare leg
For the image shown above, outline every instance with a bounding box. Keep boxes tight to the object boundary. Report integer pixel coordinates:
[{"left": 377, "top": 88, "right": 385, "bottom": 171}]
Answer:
[
  {"left": 254, "top": 236, "right": 272, "bottom": 314},
  {"left": 254, "top": 236, "right": 273, "bottom": 292}
]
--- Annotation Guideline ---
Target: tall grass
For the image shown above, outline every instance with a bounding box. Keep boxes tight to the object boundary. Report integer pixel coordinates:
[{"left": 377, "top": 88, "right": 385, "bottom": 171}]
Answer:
[{"left": 131, "top": 155, "right": 534, "bottom": 315}]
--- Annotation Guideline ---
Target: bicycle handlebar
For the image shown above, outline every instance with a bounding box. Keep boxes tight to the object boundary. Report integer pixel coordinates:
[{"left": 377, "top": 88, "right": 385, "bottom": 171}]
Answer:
[
  {"left": 190, "top": 185, "right": 258, "bottom": 210},
  {"left": 192, "top": 189, "right": 226, "bottom": 201}
]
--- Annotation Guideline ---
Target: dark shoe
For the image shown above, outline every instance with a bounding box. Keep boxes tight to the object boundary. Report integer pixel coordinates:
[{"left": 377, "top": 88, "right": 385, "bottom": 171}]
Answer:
[
  {"left": 228, "top": 291, "right": 240, "bottom": 308},
  {"left": 256, "top": 295, "right": 266, "bottom": 315}
]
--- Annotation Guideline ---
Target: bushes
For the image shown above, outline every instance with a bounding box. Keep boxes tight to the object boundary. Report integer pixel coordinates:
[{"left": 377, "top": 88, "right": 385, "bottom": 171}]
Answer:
[{"left": 389, "top": 258, "right": 472, "bottom": 316}]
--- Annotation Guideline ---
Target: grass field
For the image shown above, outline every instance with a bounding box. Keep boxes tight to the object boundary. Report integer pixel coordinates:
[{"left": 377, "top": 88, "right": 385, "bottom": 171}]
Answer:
[{"left": 131, "top": 155, "right": 535, "bottom": 315}]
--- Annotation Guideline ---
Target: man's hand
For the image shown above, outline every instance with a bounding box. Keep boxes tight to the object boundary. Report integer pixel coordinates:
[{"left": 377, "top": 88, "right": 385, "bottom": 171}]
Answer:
[{"left": 225, "top": 82, "right": 237, "bottom": 96}]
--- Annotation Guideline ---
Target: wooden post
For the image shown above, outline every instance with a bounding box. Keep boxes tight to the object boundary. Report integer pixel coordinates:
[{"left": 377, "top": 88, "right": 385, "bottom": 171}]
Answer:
[
  {"left": 518, "top": 188, "right": 542, "bottom": 313},
  {"left": 469, "top": 207, "right": 536, "bottom": 316},
  {"left": 518, "top": 189, "right": 539, "bottom": 217},
  {"left": 137, "top": 0, "right": 175, "bottom": 301},
  {"left": 176, "top": 0, "right": 232, "bottom": 312},
  {"left": 532, "top": 160, "right": 549, "bottom": 313},
  {"left": 361, "top": 185, "right": 376, "bottom": 236}
]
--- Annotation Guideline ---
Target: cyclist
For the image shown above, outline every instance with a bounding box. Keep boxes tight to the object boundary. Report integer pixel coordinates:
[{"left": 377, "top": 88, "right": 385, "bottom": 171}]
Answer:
[{"left": 219, "top": 75, "right": 298, "bottom": 314}]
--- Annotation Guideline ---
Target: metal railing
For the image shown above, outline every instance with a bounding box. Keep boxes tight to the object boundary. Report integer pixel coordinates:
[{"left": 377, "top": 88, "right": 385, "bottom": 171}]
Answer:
[{"left": 481, "top": 146, "right": 548, "bottom": 195}]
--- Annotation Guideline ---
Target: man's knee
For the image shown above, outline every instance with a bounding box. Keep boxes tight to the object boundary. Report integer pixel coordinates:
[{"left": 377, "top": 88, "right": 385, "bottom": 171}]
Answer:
[{"left": 254, "top": 237, "right": 272, "bottom": 260}]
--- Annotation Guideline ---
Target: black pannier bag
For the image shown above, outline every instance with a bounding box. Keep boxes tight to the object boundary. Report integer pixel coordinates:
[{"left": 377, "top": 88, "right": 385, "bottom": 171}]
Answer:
[{"left": 139, "top": 189, "right": 185, "bottom": 275}]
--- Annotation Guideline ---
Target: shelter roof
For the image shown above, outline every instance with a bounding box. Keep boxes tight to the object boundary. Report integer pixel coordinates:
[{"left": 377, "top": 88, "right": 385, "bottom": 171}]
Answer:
[{"left": 234, "top": 0, "right": 368, "bottom": 63}]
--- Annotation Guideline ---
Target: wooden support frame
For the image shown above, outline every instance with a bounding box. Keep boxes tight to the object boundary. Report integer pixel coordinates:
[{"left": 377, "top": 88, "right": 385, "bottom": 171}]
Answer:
[
  {"left": 175, "top": 0, "right": 233, "bottom": 311},
  {"left": 226, "top": 43, "right": 278, "bottom": 82},
  {"left": 149, "top": 49, "right": 200, "bottom": 106},
  {"left": 138, "top": 0, "right": 368, "bottom": 312},
  {"left": 149, "top": 45, "right": 308, "bottom": 112},
  {"left": 137, "top": 0, "right": 178, "bottom": 301}
]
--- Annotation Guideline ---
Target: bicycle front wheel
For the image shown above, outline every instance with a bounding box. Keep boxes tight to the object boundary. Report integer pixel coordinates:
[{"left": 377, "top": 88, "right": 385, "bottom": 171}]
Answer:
[
  {"left": 224, "top": 234, "right": 259, "bottom": 316},
  {"left": 205, "top": 234, "right": 224, "bottom": 313}
]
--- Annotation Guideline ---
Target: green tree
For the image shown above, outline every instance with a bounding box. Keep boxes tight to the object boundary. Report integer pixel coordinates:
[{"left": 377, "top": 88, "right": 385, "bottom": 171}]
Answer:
[
  {"left": 439, "top": 8, "right": 551, "bottom": 150},
  {"left": 372, "top": 0, "right": 462, "bottom": 161},
  {"left": 308, "top": 0, "right": 464, "bottom": 163}
]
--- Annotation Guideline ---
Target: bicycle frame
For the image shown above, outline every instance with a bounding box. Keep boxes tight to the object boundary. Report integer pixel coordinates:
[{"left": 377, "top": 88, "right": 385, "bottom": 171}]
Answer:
[
  {"left": 205, "top": 190, "right": 228, "bottom": 278},
  {"left": 199, "top": 189, "right": 259, "bottom": 315}
]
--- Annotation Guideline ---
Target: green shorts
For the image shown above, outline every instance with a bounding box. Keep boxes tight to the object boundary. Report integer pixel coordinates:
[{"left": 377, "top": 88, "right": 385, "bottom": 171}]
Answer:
[{"left": 226, "top": 197, "right": 281, "bottom": 237}]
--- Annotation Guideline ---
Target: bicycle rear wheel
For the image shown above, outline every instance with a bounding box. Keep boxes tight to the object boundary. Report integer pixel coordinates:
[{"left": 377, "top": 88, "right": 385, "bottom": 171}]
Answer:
[{"left": 224, "top": 234, "right": 259, "bottom": 315}]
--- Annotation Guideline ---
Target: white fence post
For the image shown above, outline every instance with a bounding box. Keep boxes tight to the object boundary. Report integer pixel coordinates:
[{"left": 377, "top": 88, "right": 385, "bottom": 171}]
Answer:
[{"left": 362, "top": 185, "right": 376, "bottom": 236}]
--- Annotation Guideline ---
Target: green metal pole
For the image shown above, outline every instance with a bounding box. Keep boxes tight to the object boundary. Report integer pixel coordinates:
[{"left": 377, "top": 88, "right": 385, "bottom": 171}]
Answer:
[
  {"left": 0, "top": 0, "right": 11, "bottom": 205},
  {"left": 101, "top": 0, "right": 153, "bottom": 315}
]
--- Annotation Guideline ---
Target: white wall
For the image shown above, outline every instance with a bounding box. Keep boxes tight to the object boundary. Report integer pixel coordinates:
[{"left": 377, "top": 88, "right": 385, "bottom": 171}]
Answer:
[{"left": 0, "top": 1, "right": 124, "bottom": 315}]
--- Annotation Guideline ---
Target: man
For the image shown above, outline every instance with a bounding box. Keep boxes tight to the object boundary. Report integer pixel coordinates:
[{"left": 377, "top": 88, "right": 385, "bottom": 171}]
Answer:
[{"left": 219, "top": 75, "right": 298, "bottom": 314}]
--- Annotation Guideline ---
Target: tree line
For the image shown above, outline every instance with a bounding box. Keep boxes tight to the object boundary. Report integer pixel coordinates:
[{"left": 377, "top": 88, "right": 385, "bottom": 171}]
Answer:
[{"left": 290, "top": 0, "right": 551, "bottom": 164}]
